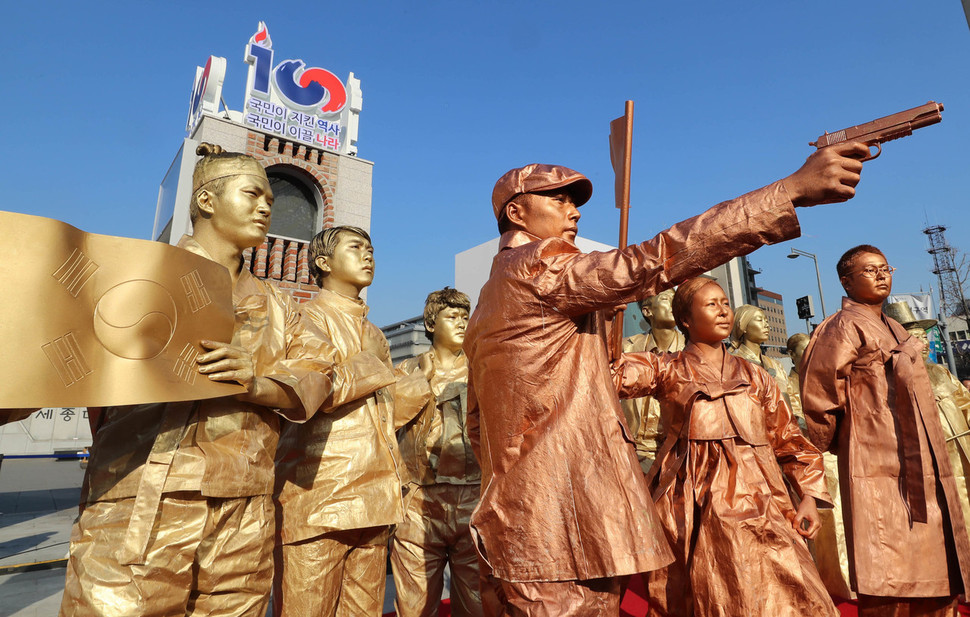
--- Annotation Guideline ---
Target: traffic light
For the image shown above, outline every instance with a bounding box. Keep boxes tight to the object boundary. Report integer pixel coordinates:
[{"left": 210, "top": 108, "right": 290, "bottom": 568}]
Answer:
[{"left": 796, "top": 296, "right": 815, "bottom": 320}]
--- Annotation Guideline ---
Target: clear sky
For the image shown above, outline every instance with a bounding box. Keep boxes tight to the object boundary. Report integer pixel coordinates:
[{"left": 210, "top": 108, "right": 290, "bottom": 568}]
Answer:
[{"left": 4, "top": 1, "right": 969, "bottom": 333}]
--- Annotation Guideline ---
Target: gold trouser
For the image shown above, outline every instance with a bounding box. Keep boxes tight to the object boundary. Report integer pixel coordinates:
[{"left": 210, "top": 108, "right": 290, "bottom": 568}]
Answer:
[
  {"left": 274, "top": 525, "right": 389, "bottom": 617},
  {"left": 390, "top": 484, "right": 484, "bottom": 617},
  {"left": 498, "top": 576, "right": 621, "bottom": 617},
  {"left": 59, "top": 493, "right": 274, "bottom": 617},
  {"left": 857, "top": 594, "right": 958, "bottom": 617}
]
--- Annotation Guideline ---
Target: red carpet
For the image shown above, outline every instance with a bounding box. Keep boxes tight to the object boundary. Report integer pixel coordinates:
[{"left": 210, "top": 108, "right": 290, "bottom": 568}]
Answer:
[{"left": 384, "top": 581, "right": 970, "bottom": 616}]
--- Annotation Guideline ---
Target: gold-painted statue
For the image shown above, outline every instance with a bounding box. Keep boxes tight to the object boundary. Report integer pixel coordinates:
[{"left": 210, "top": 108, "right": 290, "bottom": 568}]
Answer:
[
  {"left": 391, "top": 287, "right": 495, "bottom": 617},
  {"left": 729, "top": 304, "right": 796, "bottom": 421},
  {"left": 273, "top": 226, "right": 432, "bottom": 617},
  {"left": 886, "top": 300, "right": 970, "bottom": 542},
  {"left": 788, "top": 332, "right": 853, "bottom": 600},
  {"left": 621, "top": 290, "right": 685, "bottom": 472},
  {"left": 59, "top": 143, "right": 337, "bottom": 617}
]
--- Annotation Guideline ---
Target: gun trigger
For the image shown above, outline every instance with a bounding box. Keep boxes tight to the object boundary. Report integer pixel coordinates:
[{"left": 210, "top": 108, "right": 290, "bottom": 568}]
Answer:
[{"left": 861, "top": 143, "right": 882, "bottom": 162}]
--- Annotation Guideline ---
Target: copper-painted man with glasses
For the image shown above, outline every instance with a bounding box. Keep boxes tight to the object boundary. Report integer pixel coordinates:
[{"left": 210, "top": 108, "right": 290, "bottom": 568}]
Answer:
[{"left": 801, "top": 244, "right": 970, "bottom": 616}]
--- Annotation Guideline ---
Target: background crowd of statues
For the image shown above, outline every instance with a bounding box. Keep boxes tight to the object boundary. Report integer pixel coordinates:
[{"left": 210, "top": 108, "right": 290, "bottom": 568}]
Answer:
[{"left": 25, "top": 137, "right": 970, "bottom": 617}]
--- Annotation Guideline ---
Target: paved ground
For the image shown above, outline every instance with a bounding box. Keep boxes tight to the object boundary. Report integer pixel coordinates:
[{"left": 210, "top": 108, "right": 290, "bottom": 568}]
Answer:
[
  {"left": 0, "top": 456, "right": 84, "bottom": 617},
  {"left": 0, "top": 457, "right": 424, "bottom": 617}
]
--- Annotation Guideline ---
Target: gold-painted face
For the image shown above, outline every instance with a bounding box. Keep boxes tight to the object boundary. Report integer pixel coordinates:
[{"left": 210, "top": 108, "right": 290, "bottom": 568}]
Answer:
[
  {"left": 429, "top": 307, "right": 469, "bottom": 353},
  {"left": 789, "top": 337, "right": 810, "bottom": 370},
  {"left": 907, "top": 326, "right": 930, "bottom": 361},
  {"left": 197, "top": 161, "right": 273, "bottom": 251},
  {"left": 315, "top": 231, "right": 374, "bottom": 296},
  {"left": 743, "top": 309, "right": 770, "bottom": 344},
  {"left": 644, "top": 289, "right": 676, "bottom": 328}
]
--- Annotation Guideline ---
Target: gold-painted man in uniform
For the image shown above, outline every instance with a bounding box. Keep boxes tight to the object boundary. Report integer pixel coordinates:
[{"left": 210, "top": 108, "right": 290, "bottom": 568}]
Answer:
[
  {"left": 464, "top": 139, "right": 868, "bottom": 615},
  {"left": 59, "top": 143, "right": 338, "bottom": 617},
  {"left": 801, "top": 245, "right": 970, "bottom": 615},
  {"left": 392, "top": 287, "right": 493, "bottom": 617},
  {"left": 273, "top": 226, "right": 431, "bottom": 617},
  {"left": 621, "top": 289, "right": 685, "bottom": 472}
]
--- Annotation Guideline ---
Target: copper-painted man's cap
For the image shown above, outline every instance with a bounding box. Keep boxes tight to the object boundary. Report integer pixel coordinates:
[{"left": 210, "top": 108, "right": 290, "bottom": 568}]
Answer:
[{"left": 491, "top": 164, "right": 593, "bottom": 221}]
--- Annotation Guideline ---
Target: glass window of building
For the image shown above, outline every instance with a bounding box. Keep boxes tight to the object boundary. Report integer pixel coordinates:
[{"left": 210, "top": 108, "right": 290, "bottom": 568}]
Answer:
[{"left": 267, "top": 172, "right": 318, "bottom": 240}]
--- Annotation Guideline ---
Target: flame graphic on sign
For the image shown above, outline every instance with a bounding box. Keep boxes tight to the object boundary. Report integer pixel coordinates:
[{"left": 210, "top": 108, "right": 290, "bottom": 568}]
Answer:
[{"left": 251, "top": 21, "right": 271, "bottom": 48}]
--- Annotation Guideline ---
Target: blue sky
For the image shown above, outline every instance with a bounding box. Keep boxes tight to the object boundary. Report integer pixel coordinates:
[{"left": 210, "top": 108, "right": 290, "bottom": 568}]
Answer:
[{"left": 5, "top": 1, "right": 969, "bottom": 333}]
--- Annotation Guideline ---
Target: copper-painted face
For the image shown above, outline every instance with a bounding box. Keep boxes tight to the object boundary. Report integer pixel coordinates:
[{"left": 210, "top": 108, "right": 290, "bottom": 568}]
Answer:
[
  {"left": 198, "top": 160, "right": 273, "bottom": 251},
  {"left": 743, "top": 309, "right": 770, "bottom": 344},
  {"left": 507, "top": 190, "right": 581, "bottom": 242},
  {"left": 684, "top": 283, "right": 733, "bottom": 345},
  {"left": 841, "top": 252, "right": 893, "bottom": 305},
  {"left": 429, "top": 307, "right": 469, "bottom": 353},
  {"left": 315, "top": 231, "right": 375, "bottom": 296}
]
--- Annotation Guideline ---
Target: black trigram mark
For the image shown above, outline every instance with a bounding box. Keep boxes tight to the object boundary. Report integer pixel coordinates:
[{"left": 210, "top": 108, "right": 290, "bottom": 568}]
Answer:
[
  {"left": 180, "top": 269, "right": 211, "bottom": 313},
  {"left": 173, "top": 342, "right": 198, "bottom": 385},
  {"left": 42, "top": 332, "right": 92, "bottom": 387},
  {"left": 52, "top": 248, "right": 99, "bottom": 297}
]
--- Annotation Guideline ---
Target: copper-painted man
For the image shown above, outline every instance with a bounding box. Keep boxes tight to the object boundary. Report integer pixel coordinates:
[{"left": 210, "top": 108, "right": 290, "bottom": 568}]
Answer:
[
  {"left": 273, "top": 226, "right": 431, "bottom": 616},
  {"left": 59, "top": 143, "right": 339, "bottom": 617},
  {"left": 464, "top": 140, "right": 868, "bottom": 615},
  {"left": 801, "top": 245, "right": 970, "bottom": 615},
  {"left": 621, "top": 289, "right": 685, "bottom": 472},
  {"left": 392, "top": 287, "right": 494, "bottom": 617}
]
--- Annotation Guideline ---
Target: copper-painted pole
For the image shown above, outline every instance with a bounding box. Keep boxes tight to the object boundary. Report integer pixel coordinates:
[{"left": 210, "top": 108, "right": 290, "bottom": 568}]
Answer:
[{"left": 609, "top": 100, "right": 634, "bottom": 360}]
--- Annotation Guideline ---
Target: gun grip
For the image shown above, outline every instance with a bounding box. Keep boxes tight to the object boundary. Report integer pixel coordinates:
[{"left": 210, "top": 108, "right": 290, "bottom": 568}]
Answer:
[{"left": 860, "top": 142, "right": 882, "bottom": 162}]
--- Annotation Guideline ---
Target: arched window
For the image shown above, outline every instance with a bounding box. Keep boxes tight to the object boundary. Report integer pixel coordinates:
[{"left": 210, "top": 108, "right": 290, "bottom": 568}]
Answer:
[{"left": 267, "top": 172, "right": 318, "bottom": 241}]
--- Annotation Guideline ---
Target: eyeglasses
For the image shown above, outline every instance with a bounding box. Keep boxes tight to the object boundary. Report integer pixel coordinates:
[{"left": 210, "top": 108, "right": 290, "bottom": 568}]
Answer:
[{"left": 852, "top": 265, "right": 896, "bottom": 279}]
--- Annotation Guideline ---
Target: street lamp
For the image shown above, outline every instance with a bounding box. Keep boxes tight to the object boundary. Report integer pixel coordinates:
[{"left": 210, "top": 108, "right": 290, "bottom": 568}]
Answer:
[{"left": 787, "top": 248, "right": 827, "bottom": 318}]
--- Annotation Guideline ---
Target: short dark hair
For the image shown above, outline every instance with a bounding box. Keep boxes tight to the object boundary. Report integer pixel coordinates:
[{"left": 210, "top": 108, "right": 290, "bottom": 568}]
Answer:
[
  {"left": 837, "top": 244, "right": 886, "bottom": 279},
  {"left": 423, "top": 287, "right": 471, "bottom": 342},
  {"left": 307, "top": 226, "right": 371, "bottom": 287}
]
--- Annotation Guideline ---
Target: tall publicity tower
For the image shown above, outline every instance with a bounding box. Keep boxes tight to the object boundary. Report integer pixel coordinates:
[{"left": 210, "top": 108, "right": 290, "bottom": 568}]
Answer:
[{"left": 924, "top": 224, "right": 970, "bottom": 324}]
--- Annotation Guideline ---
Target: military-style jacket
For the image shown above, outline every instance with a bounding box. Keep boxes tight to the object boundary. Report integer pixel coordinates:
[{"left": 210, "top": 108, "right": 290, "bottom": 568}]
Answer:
[
  {"left": 398, "top": 353, "right": 480, "bottom": 486},
  {"left": 275, "top": 288, "right": 431, "bottom": 544},
  {"left": 464, "top": 181, "right": 801, "bottom": 582},
  {"left": 84, "top": 236, "right": 335, "bottom": 505}
]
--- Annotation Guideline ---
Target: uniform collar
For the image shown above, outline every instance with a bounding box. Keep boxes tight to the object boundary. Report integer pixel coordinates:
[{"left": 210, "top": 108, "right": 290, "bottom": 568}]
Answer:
[{"left": 317, "top": 287, "right": 369, "bottom": 318}]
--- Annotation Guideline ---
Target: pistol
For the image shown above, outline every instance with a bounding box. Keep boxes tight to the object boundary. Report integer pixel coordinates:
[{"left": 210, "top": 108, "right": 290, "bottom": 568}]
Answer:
[{"left": 810, "top": 101, "right": 943, "bottom": 161}]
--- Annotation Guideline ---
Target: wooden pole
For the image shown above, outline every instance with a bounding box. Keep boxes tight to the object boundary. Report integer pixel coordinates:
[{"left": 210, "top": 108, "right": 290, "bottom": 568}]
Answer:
[{"left": 608, "top": 100, "right": 634, "bottom": 360}]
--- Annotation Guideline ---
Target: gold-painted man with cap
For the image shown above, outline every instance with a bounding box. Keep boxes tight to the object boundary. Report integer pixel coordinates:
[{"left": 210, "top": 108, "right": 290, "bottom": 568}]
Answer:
[
  {"left": 801, "top": 245, "right": 970, "bottom": 616},
  {"left": 464, "top": 140, "right": 868, "bottom": 615},
  {"left": 60, "top": 144, "right": 343, "bottom": 617},
  {"left": 885, "top": 300, "right": 970, "bottom": 543},
  {"left": 391, "top": 287, "right": 495, "bottom": 617},
  {"left": 273, "top": 226, "right": 432, "bottom": 617},
  {"left": 621, "top": 290, "right": 685, "bottom": 472}
]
